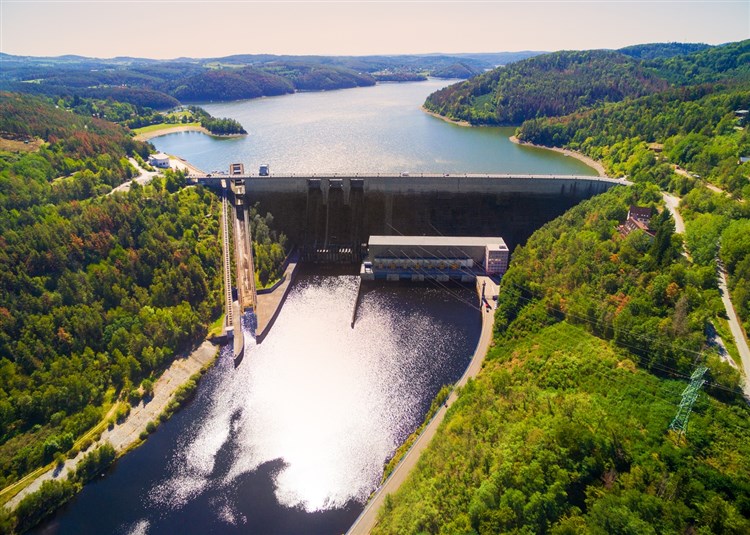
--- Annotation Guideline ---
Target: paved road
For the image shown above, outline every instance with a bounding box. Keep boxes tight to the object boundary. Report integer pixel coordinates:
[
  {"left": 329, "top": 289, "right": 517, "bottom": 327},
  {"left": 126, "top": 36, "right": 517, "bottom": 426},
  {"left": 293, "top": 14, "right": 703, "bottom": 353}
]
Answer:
[
  {"left": 109, "top": 158, "right": 160, "bottom": 195},
  {"left": 348, "top": 277, "right": 498, "bottom": 535},
  {"left": 717, "top": 266, "right": 750, "bottom": 399},
  {"left": 662, "top": 192, "right": 685, "bottom": 234},
  {"left": 663, "top": 191, "right": 749, "bottom": 398}
]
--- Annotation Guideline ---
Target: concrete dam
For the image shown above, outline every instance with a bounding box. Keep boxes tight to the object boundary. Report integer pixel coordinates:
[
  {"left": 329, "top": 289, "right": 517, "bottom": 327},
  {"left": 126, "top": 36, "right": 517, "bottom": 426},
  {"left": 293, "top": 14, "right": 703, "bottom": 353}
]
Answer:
[{"left": 194, "top": 173, "right": 625, "bottom": 261}]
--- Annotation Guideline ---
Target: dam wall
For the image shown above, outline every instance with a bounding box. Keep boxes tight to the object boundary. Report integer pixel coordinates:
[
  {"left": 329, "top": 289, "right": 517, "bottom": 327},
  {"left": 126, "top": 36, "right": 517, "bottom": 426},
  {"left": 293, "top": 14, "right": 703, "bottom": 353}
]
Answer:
[{"left": 191, "top": 174, "right": 625, "bottom": 259}]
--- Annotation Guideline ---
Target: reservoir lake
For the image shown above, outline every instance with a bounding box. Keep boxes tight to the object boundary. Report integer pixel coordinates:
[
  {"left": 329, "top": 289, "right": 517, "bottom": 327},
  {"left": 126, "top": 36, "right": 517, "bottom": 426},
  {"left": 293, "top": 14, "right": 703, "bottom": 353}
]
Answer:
[{"left": 36, "top": 80, "right": 595, "bottom": 535}]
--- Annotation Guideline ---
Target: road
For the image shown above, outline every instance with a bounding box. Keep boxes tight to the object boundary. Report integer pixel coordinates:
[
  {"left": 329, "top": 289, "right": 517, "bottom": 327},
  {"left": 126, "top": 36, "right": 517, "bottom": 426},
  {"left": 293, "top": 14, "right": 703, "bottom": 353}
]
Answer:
[
  {"left": 662, "top": 192, "right": 685, "bottom": 234},
  {"left": 347, "top": 276, "right": 498, "bottom": 535},
  {"left": 717, "top": 266, "right": 750, "bottom": 399},
  {"left": 109, "top": 158, "right": 160, "bottom": 195},
  {"left": 663, "top": 191, "right": 750, "bottom": 399}
]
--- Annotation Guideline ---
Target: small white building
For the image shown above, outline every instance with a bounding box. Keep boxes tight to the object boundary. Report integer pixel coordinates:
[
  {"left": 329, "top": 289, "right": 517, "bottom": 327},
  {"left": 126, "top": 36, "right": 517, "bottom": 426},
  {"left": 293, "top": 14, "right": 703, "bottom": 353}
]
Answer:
[{"left": 149, "top": 152, "right": 170, "bottom": 168}]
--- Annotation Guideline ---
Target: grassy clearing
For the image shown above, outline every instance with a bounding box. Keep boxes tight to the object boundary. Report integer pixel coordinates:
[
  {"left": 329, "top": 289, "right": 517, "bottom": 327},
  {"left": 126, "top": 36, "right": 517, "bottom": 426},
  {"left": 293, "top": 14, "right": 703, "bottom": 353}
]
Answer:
[
  {"left": 0, "top": 137, "right": 43, "bottom": 153},
  {"left": 207, "top": 314, "right": 226, "bottom": 338}
]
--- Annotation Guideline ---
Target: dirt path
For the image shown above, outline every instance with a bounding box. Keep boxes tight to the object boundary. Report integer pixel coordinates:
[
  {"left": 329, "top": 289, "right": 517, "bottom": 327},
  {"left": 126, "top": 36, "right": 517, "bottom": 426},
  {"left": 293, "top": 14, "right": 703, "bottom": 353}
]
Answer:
[
  {"left": 348, "top": 277, "right": 498, "bottom": 534},
  {"left": 5, "top": 341, "right": 219, "bottom": 510},
  {"left": 109, "top": 158, "right": 160, "bottom": 195}
]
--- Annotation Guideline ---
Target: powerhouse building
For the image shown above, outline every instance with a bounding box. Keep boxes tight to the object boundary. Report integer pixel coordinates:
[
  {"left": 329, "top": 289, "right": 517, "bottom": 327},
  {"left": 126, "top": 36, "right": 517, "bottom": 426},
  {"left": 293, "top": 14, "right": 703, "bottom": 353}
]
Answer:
[{"left": 361, "top": 235, "right": 509, "bottom": 281}]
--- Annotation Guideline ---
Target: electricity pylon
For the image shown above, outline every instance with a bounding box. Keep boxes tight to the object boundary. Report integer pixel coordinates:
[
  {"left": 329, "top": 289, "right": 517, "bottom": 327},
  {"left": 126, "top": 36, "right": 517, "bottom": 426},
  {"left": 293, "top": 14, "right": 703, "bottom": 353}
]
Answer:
[{"left": 668, "top": 366, "right": 708, "bottom": 440}]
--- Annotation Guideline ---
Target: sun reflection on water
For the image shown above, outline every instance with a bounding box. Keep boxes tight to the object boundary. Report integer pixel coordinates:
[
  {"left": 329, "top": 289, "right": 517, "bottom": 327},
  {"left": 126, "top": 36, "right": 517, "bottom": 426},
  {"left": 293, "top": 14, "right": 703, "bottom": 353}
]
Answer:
[{"left": 148, "top": 274, "right": 470, "bottom": 519}]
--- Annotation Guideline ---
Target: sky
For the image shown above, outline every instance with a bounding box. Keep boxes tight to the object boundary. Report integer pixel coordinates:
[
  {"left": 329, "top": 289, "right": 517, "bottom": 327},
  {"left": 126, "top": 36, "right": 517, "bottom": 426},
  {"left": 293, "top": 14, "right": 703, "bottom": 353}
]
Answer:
[{"left": 1, "top": 0, "right": 748, "bottom": 59}]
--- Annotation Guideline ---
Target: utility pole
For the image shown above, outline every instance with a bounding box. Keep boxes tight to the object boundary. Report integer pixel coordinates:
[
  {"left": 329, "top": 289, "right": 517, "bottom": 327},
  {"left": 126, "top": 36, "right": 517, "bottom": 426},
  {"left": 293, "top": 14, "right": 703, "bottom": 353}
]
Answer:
[{"left": 668, "top": 366, "right": 708, "bottom": 442}]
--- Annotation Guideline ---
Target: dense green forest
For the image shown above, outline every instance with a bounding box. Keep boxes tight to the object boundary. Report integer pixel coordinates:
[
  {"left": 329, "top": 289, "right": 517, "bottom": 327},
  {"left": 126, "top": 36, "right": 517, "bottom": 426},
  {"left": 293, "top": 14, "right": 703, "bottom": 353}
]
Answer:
[
  {"left": 424, "top": 40, "right": 750, "bottom": 126},
  {"left": 618, "top": 42, "right": 711, "bottom": 60},
  {"left": 424, "top": 50, "right": 669, "bottom": 125},
  {"left": 0, "top": 94, "right": 224, "bottom": 498},
  {"left": 513, "top": 80, "right": 750, "bottom": 334},
  {"left": 248, "top": 205, "right": 288, "bottom": 289},
  {"left": 0, "top": 92, "right": 146, "bottom": 204},
  {"left": 375, "top": 186, "right": 750, "bottom": 534},
  {"left": 516, "top": 86, "right": 750, "bottom": 197}
]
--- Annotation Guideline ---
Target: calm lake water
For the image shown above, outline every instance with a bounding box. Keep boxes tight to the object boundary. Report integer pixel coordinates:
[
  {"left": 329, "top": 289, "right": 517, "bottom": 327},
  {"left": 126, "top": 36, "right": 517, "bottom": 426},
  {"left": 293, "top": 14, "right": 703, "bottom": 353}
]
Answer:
[
  {"left": 152, "top": 79, "right": 595, "bottom": 176},
  {"left": 36, "top": 80, "right": 593, "bottom": 535}
]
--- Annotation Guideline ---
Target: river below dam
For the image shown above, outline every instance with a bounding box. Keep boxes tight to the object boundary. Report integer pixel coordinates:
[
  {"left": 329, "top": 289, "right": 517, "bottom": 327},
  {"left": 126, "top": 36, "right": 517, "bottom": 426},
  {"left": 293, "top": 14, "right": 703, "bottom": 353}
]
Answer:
[
  {"left": 34, "top": 268, "right": 481, "bottom": 534},
  {"left": 35, "top": 80, "right": 595, "bottom": 534}
]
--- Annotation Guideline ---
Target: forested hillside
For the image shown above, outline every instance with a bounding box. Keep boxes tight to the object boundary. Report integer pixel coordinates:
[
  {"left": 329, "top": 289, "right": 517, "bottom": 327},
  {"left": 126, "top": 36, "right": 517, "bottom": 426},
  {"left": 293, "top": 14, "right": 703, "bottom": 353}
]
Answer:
[
  {"left": 424, "top": 50, "right": 668, "bottom": 125},
  {"left": 375, "top": 185, "right": 750, "bottom": 534},
  {"left": 618, "top": 42, "right": 711, "bottom": 60},
  {"left": 424, "top": 40, "right": 750, "bottom": 125},
  {"left": 0, "top": 92, "right": 147, "bottom": 205},
  {"left": 0, "top": 51, "right": 536, "bottom": 109},
  {"left": 512, "top": 72, "right": 750, "bottom": 334},
  {"left": 0, "top": 94, "right": 224, "bottom": 495},
  {"left": 376, "top": 38, "right": 750, "bottom": 534},
  {"left": 516, "top": 86, "right": 750, "bottom": 197}
]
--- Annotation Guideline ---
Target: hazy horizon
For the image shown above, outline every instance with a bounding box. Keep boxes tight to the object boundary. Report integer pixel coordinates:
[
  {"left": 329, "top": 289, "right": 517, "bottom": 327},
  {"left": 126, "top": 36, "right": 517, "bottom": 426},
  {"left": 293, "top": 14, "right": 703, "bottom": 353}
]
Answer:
[{"left": 2, "top": 1, "right": 748, "bottom": 60}]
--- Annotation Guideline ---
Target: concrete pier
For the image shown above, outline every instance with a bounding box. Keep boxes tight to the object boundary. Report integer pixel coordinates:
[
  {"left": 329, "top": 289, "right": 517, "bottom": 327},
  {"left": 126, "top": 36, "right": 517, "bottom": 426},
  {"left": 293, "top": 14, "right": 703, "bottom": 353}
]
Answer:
[{"left": 254, "top": 256, "right": 300, "bottom": 343}]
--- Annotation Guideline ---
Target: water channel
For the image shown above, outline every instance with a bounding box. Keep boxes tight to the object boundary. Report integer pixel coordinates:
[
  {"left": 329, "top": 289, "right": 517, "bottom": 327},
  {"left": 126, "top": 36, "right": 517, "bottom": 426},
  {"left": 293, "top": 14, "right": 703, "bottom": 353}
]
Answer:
[{"left": 36, "top": 80, "right": 596, "bottom": 534}]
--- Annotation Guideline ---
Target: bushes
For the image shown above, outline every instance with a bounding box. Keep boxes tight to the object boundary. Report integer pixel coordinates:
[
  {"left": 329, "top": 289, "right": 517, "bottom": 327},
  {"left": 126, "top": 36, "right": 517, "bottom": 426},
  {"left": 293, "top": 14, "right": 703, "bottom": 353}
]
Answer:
[{"left": 73, "top": 443, "right": 115, "bottom": 484}]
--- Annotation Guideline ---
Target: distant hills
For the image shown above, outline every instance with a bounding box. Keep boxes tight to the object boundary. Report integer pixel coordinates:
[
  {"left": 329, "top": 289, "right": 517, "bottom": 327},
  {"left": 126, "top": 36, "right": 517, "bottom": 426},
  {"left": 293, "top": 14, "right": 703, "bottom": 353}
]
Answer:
[
  {"left": 0, "top": 51, "right": 544, "bottom": 108},
  {"left": 423, "top": 40, "right": 750, "bottom": 126}
]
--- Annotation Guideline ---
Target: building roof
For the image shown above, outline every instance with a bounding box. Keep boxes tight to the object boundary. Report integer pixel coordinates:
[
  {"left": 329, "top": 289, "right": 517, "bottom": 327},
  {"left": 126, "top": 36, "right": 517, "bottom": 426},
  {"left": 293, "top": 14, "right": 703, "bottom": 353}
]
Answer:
[
  {"left": 628, "top": 205, "right": 652, "bottom": 220},
  {"left": 369, "top": 235, "right": 507, "bottom": 249},
  {"left": 150, "top": 152, "right": 169, "bottom": 160}
]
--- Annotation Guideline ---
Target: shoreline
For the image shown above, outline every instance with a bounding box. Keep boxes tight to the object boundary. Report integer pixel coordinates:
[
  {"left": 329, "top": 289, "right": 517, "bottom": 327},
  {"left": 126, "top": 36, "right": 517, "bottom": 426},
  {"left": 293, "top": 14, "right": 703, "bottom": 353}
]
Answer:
[
  {"left": 4, "top": 339, "right": 221, "bottom": 511},
  {"left": 509, "top": 135, "right": 607, "bottom": 177},
  {"left": 348, "top": 276, "right": 499, "bottom": 534},
  {"left": 134, "top": 124, "right": 246, "bottom": 142},
  {"left": 420, "top": 106, "right": 472, "bottom": 127},
  {"left": 420, "top": 108, "right": 607, "bottom": 177}
]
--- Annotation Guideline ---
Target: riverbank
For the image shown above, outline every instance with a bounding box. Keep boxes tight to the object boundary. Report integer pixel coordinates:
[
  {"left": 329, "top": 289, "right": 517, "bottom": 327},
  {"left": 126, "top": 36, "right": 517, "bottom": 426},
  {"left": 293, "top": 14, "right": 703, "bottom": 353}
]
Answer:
[
  {"left": 348, "top": 276, "right": 498, "bottom": 534},
  {"left": 4, "top": 340, "right": 220, "bottom": 512},
  {"left": 509, "top": 135, "right": 607, "bottom": 177}
]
